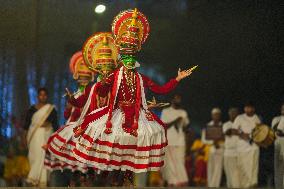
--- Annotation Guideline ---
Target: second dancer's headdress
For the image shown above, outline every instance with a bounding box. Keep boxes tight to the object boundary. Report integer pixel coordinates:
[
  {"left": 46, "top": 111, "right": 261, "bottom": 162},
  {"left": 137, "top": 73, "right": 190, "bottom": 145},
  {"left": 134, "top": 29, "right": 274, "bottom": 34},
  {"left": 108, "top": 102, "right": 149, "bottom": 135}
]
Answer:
[{"left": 82, "top": 32, "right": 118, "bottom": 78}]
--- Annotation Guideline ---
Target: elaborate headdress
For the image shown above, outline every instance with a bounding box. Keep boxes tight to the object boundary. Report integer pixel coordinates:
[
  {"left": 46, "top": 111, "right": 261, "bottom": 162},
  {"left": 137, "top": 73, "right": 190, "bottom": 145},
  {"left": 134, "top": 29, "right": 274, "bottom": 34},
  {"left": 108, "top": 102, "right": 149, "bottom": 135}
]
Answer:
[
  {"left": 112, "top": 8, "right": 150, "bottom": 55},
  {"left": 69, "top": 51, "right": 94, "bottom": 80},
  {"left": 82, "top": 32, "right": 118, "bottom": 77}
]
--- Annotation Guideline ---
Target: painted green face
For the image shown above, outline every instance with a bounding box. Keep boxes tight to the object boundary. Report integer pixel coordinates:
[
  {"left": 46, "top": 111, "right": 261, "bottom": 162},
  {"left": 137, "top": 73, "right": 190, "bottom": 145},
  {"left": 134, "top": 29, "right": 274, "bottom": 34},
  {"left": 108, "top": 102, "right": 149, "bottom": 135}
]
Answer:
[{"left": 121, "top": 54, "right": 136, "bottom": 69}]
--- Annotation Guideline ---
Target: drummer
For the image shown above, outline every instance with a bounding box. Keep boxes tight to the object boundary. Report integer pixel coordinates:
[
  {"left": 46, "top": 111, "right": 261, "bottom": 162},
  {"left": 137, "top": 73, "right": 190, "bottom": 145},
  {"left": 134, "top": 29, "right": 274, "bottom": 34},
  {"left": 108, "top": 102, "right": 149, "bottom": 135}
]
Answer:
[
  {"left": 272, "top": 104, "right": 284, "bottom": 189},
  {"left": 232, "top": 102, "right": 261, "bottom": 188}
]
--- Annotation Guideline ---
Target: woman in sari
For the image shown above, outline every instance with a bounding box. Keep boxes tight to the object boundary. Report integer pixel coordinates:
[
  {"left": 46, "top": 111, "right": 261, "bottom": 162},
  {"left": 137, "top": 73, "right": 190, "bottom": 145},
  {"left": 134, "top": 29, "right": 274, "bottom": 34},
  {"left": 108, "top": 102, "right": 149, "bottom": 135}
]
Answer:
[{"left": 24, "top": 88, "right": 58, "bottom": 187}]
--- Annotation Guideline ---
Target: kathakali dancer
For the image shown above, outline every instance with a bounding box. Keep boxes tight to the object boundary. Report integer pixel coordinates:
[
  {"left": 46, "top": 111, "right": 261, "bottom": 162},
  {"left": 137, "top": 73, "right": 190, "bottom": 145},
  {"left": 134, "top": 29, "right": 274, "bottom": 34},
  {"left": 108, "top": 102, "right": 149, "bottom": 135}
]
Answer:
[
  {"left": 71, "top": 8, "right": 195, "bottom": 174},
  {"left": 45, "top": 32, "right": 118, "bottom": 174},
  {"left": 44, "top": 51, "right": 95, "bottom": 173}
]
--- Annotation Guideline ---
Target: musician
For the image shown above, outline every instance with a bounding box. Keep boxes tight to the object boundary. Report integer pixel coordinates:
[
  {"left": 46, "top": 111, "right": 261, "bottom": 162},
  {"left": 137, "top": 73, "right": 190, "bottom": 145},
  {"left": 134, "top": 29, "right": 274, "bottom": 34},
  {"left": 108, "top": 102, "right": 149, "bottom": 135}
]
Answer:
[
  {"left": 232, "top": 102, "right": 261, "bottom": 188},
  {"left": 161, "top": 94, "right": 189, "bottom": 186},
  {"left": 272, "top": 104, "right": 284, "bottom": 189},
  {"left": 223, "top": 108, "right": 240, "bottom": 188},
  {"left": 201, "top": 108, "right": 223, "bottom": 187}
]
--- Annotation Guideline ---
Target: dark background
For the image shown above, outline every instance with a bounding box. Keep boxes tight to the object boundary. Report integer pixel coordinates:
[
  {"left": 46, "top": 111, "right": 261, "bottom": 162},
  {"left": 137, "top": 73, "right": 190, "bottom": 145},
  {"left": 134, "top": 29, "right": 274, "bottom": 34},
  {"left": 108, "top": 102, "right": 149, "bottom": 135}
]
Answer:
[{"left": 0, "top": 0, "right": 283, "bottom": 134}]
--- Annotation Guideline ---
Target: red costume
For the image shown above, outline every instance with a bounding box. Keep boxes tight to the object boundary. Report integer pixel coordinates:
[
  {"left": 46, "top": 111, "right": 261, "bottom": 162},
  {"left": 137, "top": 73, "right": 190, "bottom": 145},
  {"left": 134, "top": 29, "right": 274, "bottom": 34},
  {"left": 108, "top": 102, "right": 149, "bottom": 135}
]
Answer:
[
  {"left": 44, "top": 51, "right": 94, "bottom": 173},
  {"left": 45, "top": 33, "right": 118, "bottom": 172}
]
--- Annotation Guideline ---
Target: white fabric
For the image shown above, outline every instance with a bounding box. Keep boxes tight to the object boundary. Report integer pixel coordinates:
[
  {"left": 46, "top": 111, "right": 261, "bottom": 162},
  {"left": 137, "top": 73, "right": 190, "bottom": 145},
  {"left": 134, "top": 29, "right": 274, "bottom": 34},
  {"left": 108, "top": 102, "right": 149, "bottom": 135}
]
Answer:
[
  {"left": 232, "top": 114, "right": 260, "bottom": 153},
  {"left": 160, "top": 106, "right": 189, "bottom": 146},
  {"left": 232, "top": 114, "right": 260, "bottom": 188},
  {"left": 273, "top": 116, "right": 284, "bottom": 189},
  {"left": 45, "top": 85, "right": 97, "bottom": 172},
  {"left": 207, "top": 147, "right": 223, "bottom": 187},
  {"left": 223, "top": 121, "right": 238, "bottom": 156},
  {"left": 61, "top": 84, "right": 97, "bottom": 143},
  {"left": 26, "top": 104, "right": 54, "bottom": 186},
  {"left": 202, "top": 121, "right": 223, "bottom": 187},
  {"left": 238, "top": 149, "right": 259, "bottom": 188},
  {"left": 73, "top": 68, "right": 167, "bottom": 173},
  {"left": 74, "top": 108, "right": 166, "bottom": 173},
  {"left": 224, "top": 155, "right": 240, "bottom": 188},
  {"left": 162, "top": 146, "right": 188, "bottom": 185},
  {"left": 272, "top": 116, "right": 282, "bottom": 130},
  {"left": 277, "top": 116, "right": 284, "bottom": 132}
]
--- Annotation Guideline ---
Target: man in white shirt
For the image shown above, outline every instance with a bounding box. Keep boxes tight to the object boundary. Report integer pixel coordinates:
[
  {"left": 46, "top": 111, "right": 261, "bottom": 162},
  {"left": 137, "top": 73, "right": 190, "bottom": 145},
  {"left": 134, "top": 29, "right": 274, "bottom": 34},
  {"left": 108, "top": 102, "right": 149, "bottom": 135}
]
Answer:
[
  {"left": 272, "top": 104, "right": 284, "bottom": 189},
  {"left": 201, "top": 108, "right": 223, "bottom": 187},
  {"left": 223, "top": 108, "right": 240, "bottom": 188},
  {"left": 161, "top": 94, "right": 189, "bottom": 186},
  {"left": 233, "top": 102, "right": 261, "bottom": 188}
]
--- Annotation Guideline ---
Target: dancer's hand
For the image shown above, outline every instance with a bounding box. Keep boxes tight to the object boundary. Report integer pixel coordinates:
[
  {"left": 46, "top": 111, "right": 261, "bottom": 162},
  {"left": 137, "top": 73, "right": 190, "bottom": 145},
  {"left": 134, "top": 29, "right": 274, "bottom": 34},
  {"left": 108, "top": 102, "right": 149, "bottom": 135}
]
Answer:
[{"left": 176, "top": 68, "right": 192, "bottom": 81}]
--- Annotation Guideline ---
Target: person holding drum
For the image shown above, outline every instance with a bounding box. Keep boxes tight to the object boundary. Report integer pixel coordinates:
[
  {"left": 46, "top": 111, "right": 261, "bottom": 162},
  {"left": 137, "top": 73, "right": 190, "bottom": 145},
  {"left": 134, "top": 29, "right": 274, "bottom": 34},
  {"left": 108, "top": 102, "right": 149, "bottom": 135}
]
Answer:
[
  {"left": 201, "top": 108, "right": 224, "bottom": 188},
  {"left": 232, "top": 102, "right": 261, "bottom": 188},
  {"left": 272, "top": 104, "right": 284, "bottom": 189}
]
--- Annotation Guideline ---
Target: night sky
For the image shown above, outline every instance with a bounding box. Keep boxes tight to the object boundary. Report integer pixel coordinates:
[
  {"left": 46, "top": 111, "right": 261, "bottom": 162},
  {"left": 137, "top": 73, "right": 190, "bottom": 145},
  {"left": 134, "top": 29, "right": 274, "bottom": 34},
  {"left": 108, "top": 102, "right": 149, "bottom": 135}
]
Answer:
[{"left": 0, "top": 0, "right": 283, "bottom": 133}]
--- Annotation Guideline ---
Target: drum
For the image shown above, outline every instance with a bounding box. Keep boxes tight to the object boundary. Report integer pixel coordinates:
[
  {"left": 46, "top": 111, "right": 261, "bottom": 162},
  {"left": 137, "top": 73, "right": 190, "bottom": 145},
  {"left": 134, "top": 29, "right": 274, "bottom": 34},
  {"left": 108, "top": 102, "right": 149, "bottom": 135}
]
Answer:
[
  {"left": 252, "top": 124, "right": 275, "bottom": 147},
  {"left": 205, "top": 126, "right": 224, "bottom": 140}
]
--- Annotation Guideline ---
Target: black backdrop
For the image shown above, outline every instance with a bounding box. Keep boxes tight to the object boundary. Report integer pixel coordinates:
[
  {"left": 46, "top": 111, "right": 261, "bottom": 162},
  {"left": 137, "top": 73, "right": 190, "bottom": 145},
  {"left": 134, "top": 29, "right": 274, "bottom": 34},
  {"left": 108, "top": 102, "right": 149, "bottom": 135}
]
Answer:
[{"left": 0, "top": 0, "right": 283, "bottom": 134}]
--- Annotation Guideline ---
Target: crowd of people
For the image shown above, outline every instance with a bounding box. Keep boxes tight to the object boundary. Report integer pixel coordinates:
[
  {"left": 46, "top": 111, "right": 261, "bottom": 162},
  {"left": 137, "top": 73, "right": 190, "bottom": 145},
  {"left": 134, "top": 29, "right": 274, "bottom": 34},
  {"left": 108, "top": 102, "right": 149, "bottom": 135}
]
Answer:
[{"left": 0, "top": 88, "right": 283, "bottom": 188}]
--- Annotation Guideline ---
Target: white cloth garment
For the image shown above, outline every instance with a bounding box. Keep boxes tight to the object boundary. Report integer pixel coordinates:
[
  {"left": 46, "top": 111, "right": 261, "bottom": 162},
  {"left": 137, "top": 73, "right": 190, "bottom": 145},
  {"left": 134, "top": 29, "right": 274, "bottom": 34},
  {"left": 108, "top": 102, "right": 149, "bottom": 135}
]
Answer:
[
  {"left": 238, "top": 149, "right": 259, "bottom": 188},
  {"left": 232, "top": 114, "right": 260, "bottom": 153},
  {"left": 26, "top": 104, "right": 54, "bottom": 187},
  {"left": 224, "top": 156, "right": 240, "bottom": 188},
  {"left": 160, "top": 106, "right": 189, "bottom": 146},
  {"left": 160, "top": 106, "right": 189, "bottom": 185},
  {"left": 202, "top": 121, "right": 223, "bottom": 188},
  {"left": 162, "top": 146, "right": 188, "bottom": 185},
  {"left": 223, "top": 121, "right": 238, "bottom": 157},
  {"left": 273, "top": 116, "right": 284, "bottom": 189},
  {"left": 233, "top": 113, "right": 260, "bottom": 188},
  {"left": 223, "top": 121, "right": 240, "bottom": 188}
]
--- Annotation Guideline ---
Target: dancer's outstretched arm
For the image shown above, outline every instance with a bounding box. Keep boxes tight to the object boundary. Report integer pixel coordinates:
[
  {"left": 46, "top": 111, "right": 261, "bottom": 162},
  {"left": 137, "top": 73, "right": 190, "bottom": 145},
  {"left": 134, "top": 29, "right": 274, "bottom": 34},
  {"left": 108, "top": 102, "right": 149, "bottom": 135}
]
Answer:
[{"left": 142, "top": 68, "right": 193, "bottom": 94}]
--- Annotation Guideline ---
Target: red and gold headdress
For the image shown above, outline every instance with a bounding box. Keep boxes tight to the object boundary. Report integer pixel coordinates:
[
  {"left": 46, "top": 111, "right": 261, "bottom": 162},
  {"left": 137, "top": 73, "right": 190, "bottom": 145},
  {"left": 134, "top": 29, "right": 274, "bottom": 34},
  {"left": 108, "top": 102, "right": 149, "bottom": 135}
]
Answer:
[
  {"left": 69, "top": 51, "right": 94, "bottom": 80},
  {"left": 82, "top": 32, "right": 118, "bottom": 76},
  {"left": 112, "top": 8, "right": 150, "bottom": 54}
]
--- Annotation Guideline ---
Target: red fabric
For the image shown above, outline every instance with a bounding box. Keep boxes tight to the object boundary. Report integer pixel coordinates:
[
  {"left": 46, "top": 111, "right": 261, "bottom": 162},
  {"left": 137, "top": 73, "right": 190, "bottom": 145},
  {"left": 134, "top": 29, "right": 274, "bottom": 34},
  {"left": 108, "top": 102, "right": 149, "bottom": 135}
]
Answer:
[
  {"left": 79, "top": 134, "right": 167, "bottom": 151},
  {"left": 69, "top": 85, "right": 92, "bottom": 108},
  {"left": 105, "top": 70, "right": 120, "bottom": 133},
  {"left": 79, "top": 107, "right": 109, "bottom": 132},
  {"left": 49, "top": 144, "right": 80, "bottom": 161},
  {"left": 119, "top": 103, "right": 136, "bottom": 133},
  {"left": 64, "top": 107, "right": 72, "bottom": 120},
  {"left": 141, "top": 75, "right": 179, "bottom": 94},
  {"left": 77, "top": 68, "right": 178, "bottom": 137},
  {"left": 193, "top": 159, "right": 207, "bottom": 182},
  {"left": 73, "top": 149, "right": 164, "bottom": 169},
  {"left": 96, "top": 69, "right": 179, "bottom": 103},
  {"left": 64, "top": 107, "right": 81, "bottom": 122}
]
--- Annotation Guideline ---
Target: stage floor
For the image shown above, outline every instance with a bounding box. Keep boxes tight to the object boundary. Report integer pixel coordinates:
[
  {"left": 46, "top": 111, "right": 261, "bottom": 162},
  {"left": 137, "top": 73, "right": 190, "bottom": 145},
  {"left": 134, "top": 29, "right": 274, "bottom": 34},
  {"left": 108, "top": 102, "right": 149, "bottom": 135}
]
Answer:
[{"left": 4, "top": 187, "right": 275, "bottom": 189}]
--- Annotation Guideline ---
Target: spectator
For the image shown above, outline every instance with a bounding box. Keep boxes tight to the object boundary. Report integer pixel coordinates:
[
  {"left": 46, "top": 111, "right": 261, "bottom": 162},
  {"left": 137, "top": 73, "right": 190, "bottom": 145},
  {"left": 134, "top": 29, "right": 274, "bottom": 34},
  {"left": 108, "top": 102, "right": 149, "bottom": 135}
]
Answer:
[
  {"left": 223, "top": 108, "right": 240, "bottom": 188},
  {"left": 201, "top": 108, "right": 224, "bottom": 187},
  {"left": 161, "top": 94, "right": 189, "bottom": 186},
  {"left": 272, "top": 104, "right": 284, "bottom": 189}
]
